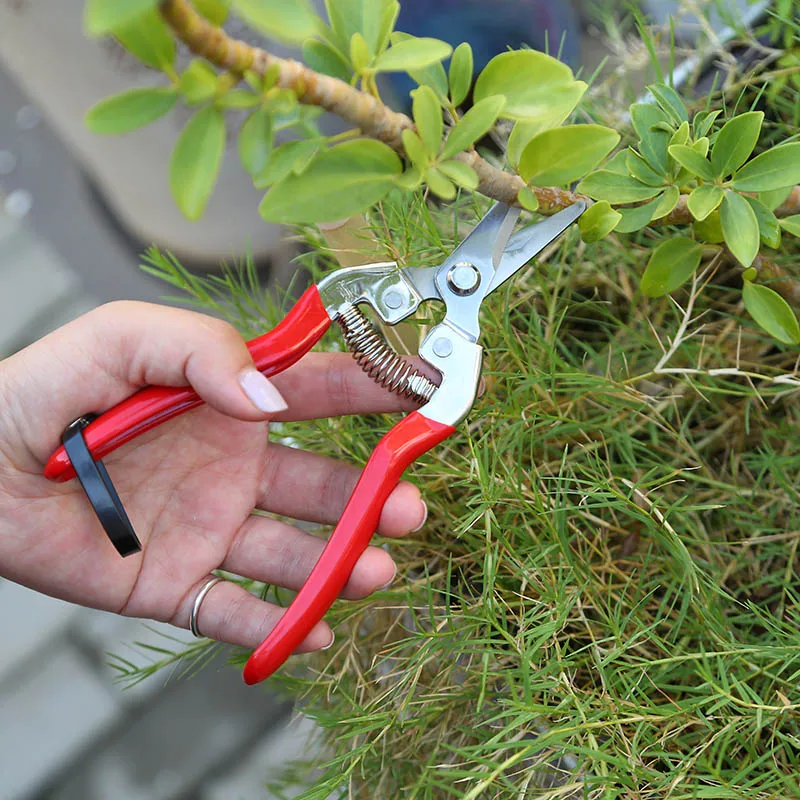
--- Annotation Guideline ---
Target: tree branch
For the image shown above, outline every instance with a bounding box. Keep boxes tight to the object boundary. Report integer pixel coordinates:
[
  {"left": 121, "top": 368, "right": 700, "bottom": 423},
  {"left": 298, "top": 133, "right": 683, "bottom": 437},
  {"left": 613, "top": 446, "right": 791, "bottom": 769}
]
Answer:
[{"left": 159, "top": 0, "right": 584, "bottom": 213}]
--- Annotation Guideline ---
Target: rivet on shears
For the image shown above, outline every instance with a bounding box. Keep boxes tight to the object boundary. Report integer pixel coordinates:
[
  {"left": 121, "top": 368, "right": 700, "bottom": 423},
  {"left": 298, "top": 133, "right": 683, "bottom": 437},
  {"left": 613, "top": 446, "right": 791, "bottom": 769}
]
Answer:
[
  {"left": 384, "top": 289, "right": 405, "bottom": 309},
  {"left": 446, "top": 262, "right": 481, "bottom": 296},
  {"left": 432, "top": 336, "right": 453, "bottom": 358}
]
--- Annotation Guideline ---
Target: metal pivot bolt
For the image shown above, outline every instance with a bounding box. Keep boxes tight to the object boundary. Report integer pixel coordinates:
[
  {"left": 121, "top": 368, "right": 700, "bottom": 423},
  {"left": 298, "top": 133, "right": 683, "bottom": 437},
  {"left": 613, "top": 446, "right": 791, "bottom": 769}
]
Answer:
[
  {"left": 432, "top": 337, "right": 453, "bottom": 358},
  {"left": 384, "top": 289, "right": 404, "bottom": 309},
  {"left": 446, "top": 262, "right": 481, "bottom": 296}
]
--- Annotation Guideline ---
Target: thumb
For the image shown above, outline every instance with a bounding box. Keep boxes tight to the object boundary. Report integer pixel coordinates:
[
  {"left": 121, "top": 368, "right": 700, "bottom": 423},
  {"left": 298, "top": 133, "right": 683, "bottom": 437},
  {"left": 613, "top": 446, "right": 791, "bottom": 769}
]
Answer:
[{"left": 0, "top": 301, "right": 287, "bottom": 465}]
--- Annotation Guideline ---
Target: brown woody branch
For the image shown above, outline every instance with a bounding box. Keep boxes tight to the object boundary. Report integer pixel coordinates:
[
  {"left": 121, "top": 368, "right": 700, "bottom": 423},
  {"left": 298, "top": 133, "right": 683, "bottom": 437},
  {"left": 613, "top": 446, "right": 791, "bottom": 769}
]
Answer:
[{"left": 160, "top": 0, "right": 800, "bottom": 222}]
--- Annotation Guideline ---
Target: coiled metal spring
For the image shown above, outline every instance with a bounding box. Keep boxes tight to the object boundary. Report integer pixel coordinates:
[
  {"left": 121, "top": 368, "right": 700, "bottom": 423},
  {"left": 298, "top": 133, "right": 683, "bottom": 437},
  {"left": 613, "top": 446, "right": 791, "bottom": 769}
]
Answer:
[{"left": 336, "top": 305, "right": 437, "bottom": 405}]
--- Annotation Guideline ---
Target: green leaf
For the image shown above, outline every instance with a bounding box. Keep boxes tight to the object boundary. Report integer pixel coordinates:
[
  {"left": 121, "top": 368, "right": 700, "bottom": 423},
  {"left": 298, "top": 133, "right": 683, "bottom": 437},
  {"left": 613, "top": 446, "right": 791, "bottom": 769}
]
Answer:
[
  {"left": 505, "top": 94, "right": 583, "bottom": 167},
  {"left": 626, "top": 148, "right": 665, "bottom": 186},
  {"left": 518, "top": 124, "right": 620, "bottom": 186},
  {"left": 85, "top": 87, "right": 177, "bottom": 135},
  {"left": 692, "top": 108, "right": 720, "bottom": 139},
  {"left": 374, "top": 36, "right": 452, "bottom": 72},
  {"left": 113, "top": 8, "right": 175, "bottom": 71},
  {"left": 578, "top": 200, "right": 621, "bottom": 242},
  {"left": 641, "top": 237, "right": 704, "bottom": 297},
  {"left": 401, "top": 129, "right": 429, "bottom": 168},
  {"left": 449, "top": 43, "right": 474, "bottom": 107},
  {"left": 603, "top": 150, "right": 630, "bottom": 175},
  {"left": 667, "top": 144, "right": 715, "bottom": 181},
  {"left": 326, "top": 0, "right": 396, "bottom": 55},
  {"left": 742, "top": 280, "right": 800, "bottom": 344},
  {"left": 652, "top": 184, "right": 680, "bottom": 219},
  {"left": 732, "top": 143, "right": 800, "bottom": 192},
  {"left": 745, "top": 196, "right": 781, "bottom": 249},
  {"left": 687, "top": 184, "right": 724, "bottom": 221},
  {"left": 710, "top": 111, "right": 763, "bottom": 178},
  {"left": 630, "top": 103, "right": 671, "bottom": 174},
  {"left": 518, "top": 186, "right": 539, "bottom": 212},
  {"left": 577, "top": 171, "right": 663, "bottom": 203},
  {"left": 169, "top": 106, "right": 226, "bottom": 220},
  {"left": 437, "top": 160, "right": 478, "bottom": 189},
  {"left": 349, "top": 32, "right": 370, "bottom": 72},
  {"left": 179, "top": 60, "right": 218, "bottom": 105},
  {"left": 231, "top": 0, "right": 318, "bottom": 43},
  {"left": 441, "top": 95, "right": 505, "bottom": 160},
  {"left": 411, "top": 86, "right": 443, "bottom": 157},
  {"left": 424, "top": 167, "right": 456, "bottom": 199},
  {"left": 720, "top": 190, "right": 760, "bottom": 267},
  {"left": 216, "top": 89, "right": 260, "bottom": 108},
  {"left": 194, "top": 0, "right": 231, "bottom": 25},
  {"left": 758, "top": 186, "right": 792, "bottom": 211},
  {"left": 253, "top": 139, "right": 322, "bottom": 188},
  {"left": 259, "top": 139, "right": 401, "bottom": 223},
  {"left": 614, "top": 195, "right": 663, "bottom": 233},
  {"left": 694, "top": 210, "right": 724, "bottom": 243},
  {"left": 669, "top": 121, "right": 690, "bottom": 149},
  {"left": 391, "top": 33, "right": 448, "bottom": 101},
  {"left": 394, "top": 166, "right": 422, "bottom": 189},
  {"left": 474, "top": 50, "right": 585, "bottom": 122},
  {"left": 84, "top": 0, "right": 157, "bottom": 35},
  {"left": 692, "top": 137, "right": 710, "bottom": 158},
  {"left": 238, "top": 108, "right": 273, "bottom": 175},
  {"left": 780, "top": 215, "right": 800, "bottom": 237},
  {"left": 302, "top": 39, "right": 352, "bottom": 82},
  {"left": 647, "top": 83, "right": 688, "bottom": 125}
]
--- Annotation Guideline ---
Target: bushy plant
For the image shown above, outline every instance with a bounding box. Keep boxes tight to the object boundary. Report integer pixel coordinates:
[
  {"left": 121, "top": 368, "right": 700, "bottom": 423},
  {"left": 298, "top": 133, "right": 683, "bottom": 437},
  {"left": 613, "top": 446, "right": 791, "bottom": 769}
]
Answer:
[{"left": 90, "top": 0, "right": 800, "bottom": 796}]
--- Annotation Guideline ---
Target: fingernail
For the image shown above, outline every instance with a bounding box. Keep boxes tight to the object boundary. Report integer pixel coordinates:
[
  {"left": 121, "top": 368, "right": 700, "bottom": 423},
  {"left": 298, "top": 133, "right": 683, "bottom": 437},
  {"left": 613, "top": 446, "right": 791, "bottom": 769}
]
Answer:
[
  {"left": 378, "top": 564, "right": 398, "bottom": 591},
  {"left": 411, "top": 500, "right": 428, "bottom": 532},
  {"left": 239, "top": 369, "right": 288, "bottom": 414},
  {"left": 321, "top": 630, "right": 335, "bottom": 651}
]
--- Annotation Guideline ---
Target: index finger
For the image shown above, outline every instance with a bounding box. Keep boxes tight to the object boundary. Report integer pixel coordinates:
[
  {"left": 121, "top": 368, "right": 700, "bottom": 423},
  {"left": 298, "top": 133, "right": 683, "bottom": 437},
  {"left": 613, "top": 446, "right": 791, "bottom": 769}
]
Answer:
[{"left": 268, "top": 352, "right": 440, "bottom": 422}]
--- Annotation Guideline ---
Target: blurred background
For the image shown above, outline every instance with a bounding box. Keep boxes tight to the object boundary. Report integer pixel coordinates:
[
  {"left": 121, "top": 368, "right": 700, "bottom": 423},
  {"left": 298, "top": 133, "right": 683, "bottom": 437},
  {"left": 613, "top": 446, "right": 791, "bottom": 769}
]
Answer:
[{"left": 0, "top": 0, "right": 760, "bottom": 797}]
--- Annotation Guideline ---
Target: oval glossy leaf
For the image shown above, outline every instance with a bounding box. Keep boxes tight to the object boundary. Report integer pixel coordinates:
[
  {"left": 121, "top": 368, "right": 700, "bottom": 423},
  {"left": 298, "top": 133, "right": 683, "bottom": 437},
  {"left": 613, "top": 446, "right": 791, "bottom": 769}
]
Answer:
[
  {"left": 577, "top": 171, "right": 663, "bottom": 203},
  {"left": 518, "top": 186, "right": 539, "bottom": 211},
  {"left": 239, "top": 108, "right": 273, "bottom": 175},
  {"left": 615, "top": 195, "right": 663, "bottom": 234},
  {"left": 259, "top": 139, "right": 401, "bottom": 223},
  {"left": 217, "top": 89, "right": 260, "bottom": 108},
  {"left": 424, "top": 166, "right": 456, "bottom": 199},
  {"left": 85, "top": 87, "right": 177, "bottom": 135},
  {"left": 758, "top": 186, "right": 792, "bottom": 211},
  {"left": 327, "top": 0, "right": 398, "bottom": 56},
  {"left": 437, "top": 160, "right": 478, "bottom": 189},
  {"left": 441, "top": 95, "right": 505, "bottom": 160},
  {"left": 720, "top": 190, "right": 760, "bottom": 268},
  {"left": 374, "top": 36, "right": 452, "bottom": 72},
  {"left": 449, "top": 42, "right": 474, "bottom": 107},
  {"left": 626, "top": 148, "right": 664, "bottom": 186},
  {"left": 710, "top": 111, "right": 763, "bottom": 178},
  {"left": 303, "top": 39, "right": 352, "bottom": 82},
  {"left": 518, "top": 124, "right": 620, "bottom": 186},
  {"left": 253, "top": 139, "right": 321, "bottom": 188},
  {"left": 179, "top": 60, "right": 218, "bottom": 105},
  {"left": 687, "top": 184, "right": 724, "bottom": 221},
  {"left": 194, "top": 0, "right": 231, "bottom": 25},
  {"left": 652, "top": 184, "right": 680, "bottom": 219},
  {"left": 474, "top": 50, "right": 582, "bottom": 121},
  {"left": 668, "top": 144, "right": 715, "bottom": 181},
  {"left": 693, "top": 210, "right": 724, "bottom": 244},
  {"left": 742, "top": 281, "right": 800, "bottom": 344},
  {"left": 349, "top": 32, "right": 370, "bottom": 72},
  {"left": 231, "top": 0, "right": 318, "bottom": 43},
  {"left": 169, "top": 106, "right": 226, "bottom": 221},
  {"left": 84, "top": 0, "right": 157, "bottom": 35},
  {"left": 578, "top": 200, "right": 621, "bottom": 242},
  {"left": 745, "top": 196, "right": 781, "bottom": 249},
  {"left": 732, "top": 143, "right": 800, "bottom": 192},
  {"left": 113, "top": 8, "right": 175, "bottom": 71},
  {"left": 780, "top": 215, "right": 800, "bottom": 237},
  {"left": 641, "top": 237, "right": 704, "bottom": 297},
  {"left": 401, "top": 129, "right": 429, "bottom": 168},
  {"left": 647, "top": 83, "right": 688, "bottom": 125},
  {"left": 411, "top": 86, "right": 443, "bottom": 157},
  {"left": 630, "top": 103, "right": 670, "bottom": 175}
]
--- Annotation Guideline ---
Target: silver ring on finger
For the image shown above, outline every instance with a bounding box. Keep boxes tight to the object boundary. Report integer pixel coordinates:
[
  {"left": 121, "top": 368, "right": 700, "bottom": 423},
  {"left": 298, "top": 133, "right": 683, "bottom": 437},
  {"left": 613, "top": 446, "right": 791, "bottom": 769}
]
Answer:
[{"left": 189, "top": 576, "right": 224, "bottom": 638}]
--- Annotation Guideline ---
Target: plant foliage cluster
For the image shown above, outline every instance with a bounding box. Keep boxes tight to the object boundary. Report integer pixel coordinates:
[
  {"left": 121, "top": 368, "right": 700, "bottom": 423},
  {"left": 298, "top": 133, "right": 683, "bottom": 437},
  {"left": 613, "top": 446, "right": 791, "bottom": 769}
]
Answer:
[{"left": 84, "top": 0, "right": 800, "bottom": 796}]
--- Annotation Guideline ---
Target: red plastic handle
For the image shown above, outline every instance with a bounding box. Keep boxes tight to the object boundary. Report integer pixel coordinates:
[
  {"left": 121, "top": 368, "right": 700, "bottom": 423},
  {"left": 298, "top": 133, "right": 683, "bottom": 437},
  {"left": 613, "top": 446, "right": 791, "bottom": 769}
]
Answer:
[
  {"left": 45, "top": 285, "right": 331, "bottom": 482},
  {"left": 242, "top": 410, "right": 455, "bottom": 685}
]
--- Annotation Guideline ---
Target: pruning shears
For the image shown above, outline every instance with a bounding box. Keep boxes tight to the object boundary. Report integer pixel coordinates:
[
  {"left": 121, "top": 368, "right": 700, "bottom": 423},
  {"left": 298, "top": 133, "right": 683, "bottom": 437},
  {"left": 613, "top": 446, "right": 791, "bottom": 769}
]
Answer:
[{"left": 44, "top": 199, "right": 586, "bottom": 685}]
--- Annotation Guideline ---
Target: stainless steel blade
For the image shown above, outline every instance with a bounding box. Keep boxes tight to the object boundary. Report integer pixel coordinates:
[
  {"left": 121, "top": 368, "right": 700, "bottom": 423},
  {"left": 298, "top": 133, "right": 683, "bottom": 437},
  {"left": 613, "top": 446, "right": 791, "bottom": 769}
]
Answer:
[{"left": 486, "top": 201, "right": 586, "bottom": 294}]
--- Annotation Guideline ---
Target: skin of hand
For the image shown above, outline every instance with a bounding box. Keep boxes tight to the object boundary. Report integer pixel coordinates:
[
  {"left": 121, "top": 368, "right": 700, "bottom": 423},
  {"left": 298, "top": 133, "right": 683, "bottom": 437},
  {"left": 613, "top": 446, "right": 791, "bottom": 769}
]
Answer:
[{"left": 0, "top": 301, "right": 428, "bottom": 654}]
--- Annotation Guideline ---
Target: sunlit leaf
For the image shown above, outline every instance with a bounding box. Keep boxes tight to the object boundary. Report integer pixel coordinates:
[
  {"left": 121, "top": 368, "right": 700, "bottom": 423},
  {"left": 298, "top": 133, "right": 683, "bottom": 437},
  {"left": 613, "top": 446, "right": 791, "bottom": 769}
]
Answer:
[
  {"left": 578, "top": 200, "right": 621, "bottom": 242},
  {"left": 449, "top": 43, "right": 474, "bottom": 107},
  {"left": 239, "top": 107, "right": 273, "bottom": 175},
  {"left": 231, "top": 0, "right": 318, "bottom": 43},
  {"left": 641, "top": 237, "right": 704, "bottom": 297},
  {"left": 374, "top": 36, "right": 451, "bottom": 72},
  {"left": 437, "top": 160, "right": 478, "bottom": 189},
  {"left": 577, "top": 171, "right": 662, "bottom": 203},
  {"left": 113, "top": 8, "right": 175, "bottom": 71},
  {"left": 710, "top": 111, "right": 763, "bottom": 178},
  {"left": 745, "top": 196, "right": 781, "bottom": 249},
  {"left": 732, "top": 143, "right": 800, "bottom": 192},
  {"left": 441, "top": 95, "right": 505, "bottom": 160},
  {"left": 668, "top": 144, "right": 715, "bottom": 182},
  {"left": 85, "top": 87, "right": 177, "bottom": 134},
  {"left": 412, "top": 85, "right": 443, "bottom": 157},
  {"left": 85, "top": 0, "right": 157, "bottom": 35},
  {"left": 742, "top": 280, "right": 800, "bottom": 344},
  {"left": 687, "top": 184, "right": 724, "bottom": 221},
  {"left": 720, "top": 190, "right": 760, "bottom": 267}
]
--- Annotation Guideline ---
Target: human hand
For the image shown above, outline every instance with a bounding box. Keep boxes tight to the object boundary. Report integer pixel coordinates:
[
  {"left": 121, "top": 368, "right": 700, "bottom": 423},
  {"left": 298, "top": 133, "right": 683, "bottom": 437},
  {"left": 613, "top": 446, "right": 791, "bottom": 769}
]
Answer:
[{"left": 0, "top": 302, "right": 427, "bottom": 654}]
